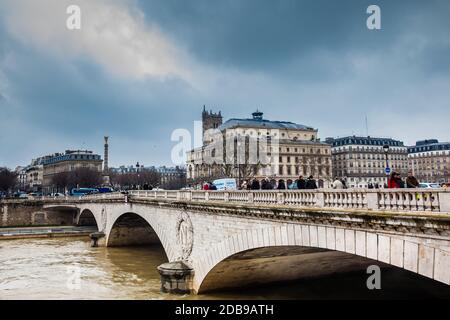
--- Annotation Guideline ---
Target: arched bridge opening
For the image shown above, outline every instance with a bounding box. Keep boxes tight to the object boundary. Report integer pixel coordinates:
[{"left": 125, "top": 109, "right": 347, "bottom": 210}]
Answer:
[
  {"left": 77, "top": 209, "right": 98, "bottom": 228},
  {"left": 197, "top": 246, "right": 379, "bottom": 293},
  {"left": 107, "top": 212, "right": 165, "bottom": 254}
]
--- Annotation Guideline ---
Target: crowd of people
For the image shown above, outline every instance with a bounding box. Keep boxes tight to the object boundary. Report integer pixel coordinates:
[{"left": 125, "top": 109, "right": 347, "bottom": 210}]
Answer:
[
  {"left": 239, "top": 176, "right": 319, "bottom": 190},
  {"left": 201, "top": 172, "right": 447, "bottom": 191}
]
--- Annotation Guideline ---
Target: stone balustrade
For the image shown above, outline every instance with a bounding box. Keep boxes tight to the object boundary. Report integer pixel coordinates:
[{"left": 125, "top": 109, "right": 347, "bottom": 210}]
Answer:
[{"left": 125, "top": 189, "right": 450, "bottom": 213}]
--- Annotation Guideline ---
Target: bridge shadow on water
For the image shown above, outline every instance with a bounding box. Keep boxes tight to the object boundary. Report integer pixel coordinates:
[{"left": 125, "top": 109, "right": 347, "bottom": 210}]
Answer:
[{"left": 192, "top": 266, "right": 450, "bottom": 300}]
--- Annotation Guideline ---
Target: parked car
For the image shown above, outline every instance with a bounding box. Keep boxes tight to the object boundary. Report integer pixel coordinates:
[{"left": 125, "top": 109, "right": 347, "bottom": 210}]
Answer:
[
  {"left": 17, "top": 193, "right": 29, "bottom": 199},
  {"left": 28, "top": 192, "right": 43, "bottom": 198},
  {"left": 419, "top": 183, "right": 441, "bottom": 189},
  {"left": 51, "top": 193, "right": 66, "bottom": 197}
]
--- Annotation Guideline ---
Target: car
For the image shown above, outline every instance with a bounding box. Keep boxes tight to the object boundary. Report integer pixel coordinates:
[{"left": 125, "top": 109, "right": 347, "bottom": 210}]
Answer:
[
  {"left": 419, "top": 183, "right": 441, "bottom": 189},
  {"left": 28, "top": 192, "right": 43, "bottom": 198},
  {"left": 51, "top": 193, "right": 66, "bottom": 197}
]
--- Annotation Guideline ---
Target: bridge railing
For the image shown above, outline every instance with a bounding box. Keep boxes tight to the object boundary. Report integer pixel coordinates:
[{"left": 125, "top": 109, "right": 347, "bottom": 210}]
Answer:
[{"left": 127, "top": 189, "right": 450, "bottom": 213}]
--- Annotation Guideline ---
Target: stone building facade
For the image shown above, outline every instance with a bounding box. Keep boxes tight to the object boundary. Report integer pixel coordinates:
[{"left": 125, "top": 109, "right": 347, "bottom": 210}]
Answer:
[
  {"left": 326, "top": 136, "right": 408, "bottom": 188},
  {"left": 21, "top": 150, "right": 103, "bottom": 193},
  {"left": 42, "top": 150, "right": 103, "bottom": 189},
  {"left": 187, "top": 108, "right": 332, "bottom": 187},
  {"left": 408, "top": 139, "right": 450, "bottom": 183}
]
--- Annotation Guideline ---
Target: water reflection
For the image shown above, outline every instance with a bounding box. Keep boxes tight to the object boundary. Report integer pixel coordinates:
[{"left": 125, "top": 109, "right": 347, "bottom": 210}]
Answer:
[{"left": 0, "top": 237, "right": 449, "bottom": 300}]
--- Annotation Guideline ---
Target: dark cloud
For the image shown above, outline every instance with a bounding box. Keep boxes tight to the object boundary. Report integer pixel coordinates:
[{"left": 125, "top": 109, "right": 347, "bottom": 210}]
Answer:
[
  {"left": 137, "top": 0, "right": 450, "bottom": 74},
  {"left": 0, "top": 0, "right": 450, "bottom": 168}
]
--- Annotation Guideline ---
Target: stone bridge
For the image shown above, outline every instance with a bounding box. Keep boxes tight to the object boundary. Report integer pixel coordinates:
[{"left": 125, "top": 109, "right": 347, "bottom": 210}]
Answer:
[{"left": 42, "top": 189, "right": 450, "bottom": 294}]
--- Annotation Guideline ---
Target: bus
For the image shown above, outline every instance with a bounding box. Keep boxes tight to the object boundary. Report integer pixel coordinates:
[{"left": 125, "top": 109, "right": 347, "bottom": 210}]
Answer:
[
  {"left": 70, "top": 188, "right": 99, "bottom": 196},
  {"left": 97, "top": 187, "right": 114, "bottom": 193}
]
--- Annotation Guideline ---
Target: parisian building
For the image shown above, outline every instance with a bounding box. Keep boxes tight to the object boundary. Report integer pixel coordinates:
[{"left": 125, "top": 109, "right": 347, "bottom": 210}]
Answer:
[
  {"left": 326, "top": 136, "right": 408, "bottom": 188},
  {"left": 42, "top": 150, "right": 103, "bottom": 188},
  {"left": 14, "top": 166, "right": 28, "bottom": 191},
  {"left": 23, "top": 150, "right": 103, "bottom": 192},
  {"left": 408, "top": 139, "right": 450, "bottom": 183},
  {"left": 186, "top": 108, "right": 332, "bottom": 187}
]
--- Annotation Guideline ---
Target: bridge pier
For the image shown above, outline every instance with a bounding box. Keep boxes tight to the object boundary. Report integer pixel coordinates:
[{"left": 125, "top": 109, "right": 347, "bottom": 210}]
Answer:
[
  {"left": 89, "top": 232, "right": 106, "bottom": 247},
  {"left": 157, "top": 261, "right": 194, "bottom": 294}
]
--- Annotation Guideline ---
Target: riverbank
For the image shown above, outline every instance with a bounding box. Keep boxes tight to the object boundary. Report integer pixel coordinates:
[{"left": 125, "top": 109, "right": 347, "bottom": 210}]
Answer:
[{"left": 0, "top": 226, "right": 96, "bottom": 240}]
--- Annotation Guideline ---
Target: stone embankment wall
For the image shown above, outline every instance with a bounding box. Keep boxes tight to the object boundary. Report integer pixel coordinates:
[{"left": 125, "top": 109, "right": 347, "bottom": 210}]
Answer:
[{"left": 0, "top": 201, "right": 75, "bottom": 227}]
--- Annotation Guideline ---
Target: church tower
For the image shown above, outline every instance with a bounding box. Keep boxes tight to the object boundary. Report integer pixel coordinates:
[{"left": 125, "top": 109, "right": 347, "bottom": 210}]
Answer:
[{"left": 202, "top": 105, "right": 223, "bottom": 143}]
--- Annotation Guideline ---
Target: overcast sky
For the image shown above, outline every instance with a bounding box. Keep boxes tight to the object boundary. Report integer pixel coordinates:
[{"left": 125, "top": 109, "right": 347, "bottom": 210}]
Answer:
[{"left": 0, "top": 0, "right": 449, "bottom": 168}]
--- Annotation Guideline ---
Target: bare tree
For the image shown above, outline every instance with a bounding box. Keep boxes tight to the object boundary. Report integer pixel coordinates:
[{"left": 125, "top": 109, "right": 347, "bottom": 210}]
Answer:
[
  {"left": 0, "top": 167, "right": 17, "bottom": 193},
  {"left": 69, "top": 167, "right": 102, "bottom": 188},
  {"left": 51, "top": 172, "right": 70, "bottom": 192},
  {"left": 110, "top": 169, "right": 160, "bottom": 190}
]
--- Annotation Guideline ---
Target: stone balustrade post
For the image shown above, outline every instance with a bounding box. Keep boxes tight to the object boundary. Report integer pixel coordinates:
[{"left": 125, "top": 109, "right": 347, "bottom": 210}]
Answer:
[
  {"left": 439, "top": 191, "right": 450, "bottom": 213},
  {"left": 315, "top": 191, "right": 325, "bottom": 208},
  {"left": 224, "top": 191, "right": 229, "bottom": 202},
  {"left": 366, "top": 191, "right": 379, "bottom": 210},
  {"left": 277, "top": 192, "right": 285, "bottom": 205},
  {"left": 248, "top": 192, "right": 254, "bottom": 204},
  {"left": 204, "top": 191, "right": 209, "bottom": 201}
]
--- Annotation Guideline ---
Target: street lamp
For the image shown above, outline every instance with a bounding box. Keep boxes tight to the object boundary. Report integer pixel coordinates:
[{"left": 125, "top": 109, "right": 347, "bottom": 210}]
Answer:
[{"left": 383, "top": 144, "right": 390, "bottom": 186}]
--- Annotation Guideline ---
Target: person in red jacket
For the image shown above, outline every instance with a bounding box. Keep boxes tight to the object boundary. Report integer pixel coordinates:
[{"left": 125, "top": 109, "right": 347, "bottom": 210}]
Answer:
[
  {"left": 202, "top": 182, "right": 210, "bottom": 191},
  {"left": 388, "top": 172, "right": 405, "bottom": 188}
]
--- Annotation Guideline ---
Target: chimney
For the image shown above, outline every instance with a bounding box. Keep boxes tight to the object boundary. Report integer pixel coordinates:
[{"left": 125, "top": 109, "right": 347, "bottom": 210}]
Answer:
[{"left": 104, "top": 136, "right": 109, "bottom": 172}]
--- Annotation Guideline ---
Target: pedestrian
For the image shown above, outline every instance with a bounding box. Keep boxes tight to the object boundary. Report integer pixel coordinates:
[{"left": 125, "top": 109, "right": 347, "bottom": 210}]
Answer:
[
  {"left": 240, "top": 180, "right": 248, "bottom": 190},
  {"left": 203, "top": 182, "right": 210, "bottom": 191},
  {"left": 368, "top": 182, "right": 374, "bottom": 189},
  {"left": 388, "top": 172, "right": 404, "bottom": 189},
  {"left": 332, "top": 178, "right": 343, "bottom": 189},
  {"left": 209, "top": 182, "right": 217, "bottom": 190},
  {"left": 251, "top": 179, "right": 260, "bottom": 190},
  {"left": 405, "top": 172, "right": 419, "bottom": 188},
  {"left": 261, "top": 177, "right": 272, "bottom": 190},
  {"left": 297, "top": 176, "right": 306, "bottom": 189},
  {"left": 277, "top": 179, "right": 286, "bottom": 190},
  {"left": 306, "top": 176, "right": 318, "bottom": 189}
]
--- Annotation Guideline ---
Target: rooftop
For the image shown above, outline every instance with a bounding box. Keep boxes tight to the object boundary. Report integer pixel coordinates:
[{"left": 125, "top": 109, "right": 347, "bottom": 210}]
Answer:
[
  {"left": 408, "top": 139, "right": 450, "bottom": 153},
  {"left": 219, "top": 111, "right": 315, "bottom": 131},
  {"left": 326, "top": 136, "right": 405, "bottom": 147}
]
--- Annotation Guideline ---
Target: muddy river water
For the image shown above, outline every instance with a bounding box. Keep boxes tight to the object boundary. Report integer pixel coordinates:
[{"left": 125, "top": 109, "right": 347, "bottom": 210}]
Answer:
[{"left": 1, "top": 237, "right": 449, "bottom": 300}]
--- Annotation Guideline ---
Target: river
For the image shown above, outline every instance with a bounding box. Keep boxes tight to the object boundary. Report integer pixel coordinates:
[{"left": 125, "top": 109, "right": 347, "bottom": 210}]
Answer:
[{"left": 1, "top": 237, "right": 449, "bottom": 300}]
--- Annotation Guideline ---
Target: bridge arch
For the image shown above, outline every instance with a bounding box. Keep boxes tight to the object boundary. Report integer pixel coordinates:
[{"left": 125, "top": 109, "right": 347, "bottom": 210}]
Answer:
[
  {"left": 193, "top": 224, "right": 450, "bottom": 293},
  {"left": 76, "top": 209, "right": 100, "bottom": 229},
  {"left": 105, "top": 211, "right": 175, "bottom": 261}
]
